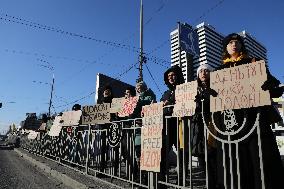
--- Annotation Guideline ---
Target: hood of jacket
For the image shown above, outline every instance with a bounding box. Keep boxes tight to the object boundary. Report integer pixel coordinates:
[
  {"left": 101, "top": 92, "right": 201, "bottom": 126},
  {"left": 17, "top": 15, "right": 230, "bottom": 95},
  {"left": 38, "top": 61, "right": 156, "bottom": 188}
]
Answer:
[{"left": 164, "top": 65, "right": 185, "bottom": 91}]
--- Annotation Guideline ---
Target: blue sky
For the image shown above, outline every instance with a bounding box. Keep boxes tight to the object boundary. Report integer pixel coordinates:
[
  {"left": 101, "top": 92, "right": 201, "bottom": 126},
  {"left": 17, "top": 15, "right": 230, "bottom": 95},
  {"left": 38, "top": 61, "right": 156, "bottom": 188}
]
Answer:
[{"left": 0, "top": 0, "right": 283, "bottom": 133}]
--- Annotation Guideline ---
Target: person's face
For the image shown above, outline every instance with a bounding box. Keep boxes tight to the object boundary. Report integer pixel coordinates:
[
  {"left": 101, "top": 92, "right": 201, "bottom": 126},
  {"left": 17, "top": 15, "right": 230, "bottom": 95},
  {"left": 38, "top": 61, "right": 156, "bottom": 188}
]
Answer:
[
  {"left": 136, "top": 85, "right": 144, "bottom": 94},
  {"left": 226, "top": 39, "right": 242, "bottom": 57},
  {"left": 103, "top": 89, "right": 111, "bottom": 97},
  {"left": 198, "top": 69, "right": 210, "bottom": 82},
  {"left": 125, "top": 89, "right": 131, "bottom": 98},
  {"left": 167, "top": 72, "right": 177, "bottom": 85}
]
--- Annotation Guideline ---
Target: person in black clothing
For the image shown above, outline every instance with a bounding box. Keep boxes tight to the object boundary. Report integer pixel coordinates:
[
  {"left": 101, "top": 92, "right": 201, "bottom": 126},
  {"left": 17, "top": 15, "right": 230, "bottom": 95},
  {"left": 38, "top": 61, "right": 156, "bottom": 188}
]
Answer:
[
  {"left": 215, "top": 33, "right": 284, "bottom": 189},
  {"left": 98, "top": 85, "right": 113, "bottom": 176},
  {"left": 160, "top": 65, "right": 187, "bottom": 187},
  {"left": 192, "top": 64, "right": 218, "bottom": 189}
]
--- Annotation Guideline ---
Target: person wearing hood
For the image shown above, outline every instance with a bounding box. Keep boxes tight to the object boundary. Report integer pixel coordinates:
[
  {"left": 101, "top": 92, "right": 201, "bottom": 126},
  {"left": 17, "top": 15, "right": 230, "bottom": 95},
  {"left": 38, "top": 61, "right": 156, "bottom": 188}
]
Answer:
[
  {"left": 98, "top": 85, "right": 114, "bottom": 176},
  {"left": 215, "top": 33, "right": 284, "bottom": 189},
  {"left": 159, "top": 65, "right": 186, "bottom": 187}
]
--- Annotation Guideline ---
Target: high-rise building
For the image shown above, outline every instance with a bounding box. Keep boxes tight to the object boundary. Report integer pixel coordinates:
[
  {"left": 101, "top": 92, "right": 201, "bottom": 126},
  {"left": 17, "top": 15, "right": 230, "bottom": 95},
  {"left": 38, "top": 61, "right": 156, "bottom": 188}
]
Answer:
[
  {"left": 170, "top": 22, "right": 267, "bottom": 81},
  {"left": 170, "top": 22, "right": 224, "bottom": 81},
  {"left": 238, "top": 30, "right": 267, "bottom": 62}
]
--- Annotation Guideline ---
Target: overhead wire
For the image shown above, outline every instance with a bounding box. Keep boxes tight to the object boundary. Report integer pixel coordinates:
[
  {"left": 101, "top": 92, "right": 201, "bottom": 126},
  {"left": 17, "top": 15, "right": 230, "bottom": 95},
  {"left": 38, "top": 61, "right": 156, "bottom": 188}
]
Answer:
[
  {"left": 147, "top": 0, "right": 226, "bottom": 56},
  {"left": 145, "top": 63, "right": 162, "bottom": 95},
  {"left": 54, "top": 61, "right": 139, "bottom": 109},
  {"left": 0, "top": 13, "right": 141, "bottom": 53}
]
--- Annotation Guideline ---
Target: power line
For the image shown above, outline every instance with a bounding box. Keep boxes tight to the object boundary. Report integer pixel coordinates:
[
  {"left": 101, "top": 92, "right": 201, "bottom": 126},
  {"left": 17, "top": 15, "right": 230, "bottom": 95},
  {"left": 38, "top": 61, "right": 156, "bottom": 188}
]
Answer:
[
  {"left": 193, "top": 0, "right": 225, "bottom": 25},
  {"left": 147, "top": 0, "right": 226, "bottom": 56},
  {"left": 145, "top": 63, "right": 162, "bottom": 95},
  {"left": 54, "top": 61, "right": 139, "bottom": 109},
  {"left": 37, "top": 58, "right": 54, "bottom": 71},
  {"left": 0, "top": 13, "right": 141, "bottom": 54},
  {"left": 0, "top": 12, "right": 171, "bottom": 65}
]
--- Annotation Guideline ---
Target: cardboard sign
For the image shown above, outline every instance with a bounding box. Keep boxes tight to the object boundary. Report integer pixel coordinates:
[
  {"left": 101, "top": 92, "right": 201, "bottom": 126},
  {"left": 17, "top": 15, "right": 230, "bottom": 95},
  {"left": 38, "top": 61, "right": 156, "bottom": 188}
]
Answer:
[
  {"left": 28, "top": 130, "right": 38, "bottom": 140},
  {"left": 140, "top": 102, "right": 163, "bottom": 172},
  {"left": 38, "top": 123, "right": 46, "bottom": 131},
  {"left": 173, "top": 80, "right": 197, "bottom": 117},
  {"left": 118, "top": 96, "right": 138, "bottom": 117},
  {"left": 110, "top": 97, "right": 125, "bottom": 113},
  {"left": 210, "top": 60, "right": 271, "bottom": 112},
  {"left": 48, "top": 116, "right": 63, "bottom": 137},
  {"left": 82, "top": 103, "right": 111, "bottom": 124},
  {"left": 61, "top": 110, "right": 82, "bottom": 126}
]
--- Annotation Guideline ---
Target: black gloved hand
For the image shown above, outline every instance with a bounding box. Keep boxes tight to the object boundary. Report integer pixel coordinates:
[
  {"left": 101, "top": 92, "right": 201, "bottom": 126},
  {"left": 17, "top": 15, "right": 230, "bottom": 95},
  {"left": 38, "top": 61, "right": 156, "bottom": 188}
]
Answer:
[
  {"left": 270, "top": 86, "right": 284, "bottom": 98},
  {"left": 261, "top": 77, "right": 280, "bottom": 91},
  {"left": 208, "top": 88, "right": 218, "bottom": 97}
]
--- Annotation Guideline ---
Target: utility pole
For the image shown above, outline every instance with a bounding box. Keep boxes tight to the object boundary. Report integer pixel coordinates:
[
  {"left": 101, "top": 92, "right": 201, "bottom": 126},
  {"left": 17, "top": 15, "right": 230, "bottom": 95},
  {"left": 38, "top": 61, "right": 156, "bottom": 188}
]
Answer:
[
  {"left": 48, "top": 74, "right": 55, "bottom": 116},
  {"left": 137, "top": 0, "right": 144, "bottom": 83}
]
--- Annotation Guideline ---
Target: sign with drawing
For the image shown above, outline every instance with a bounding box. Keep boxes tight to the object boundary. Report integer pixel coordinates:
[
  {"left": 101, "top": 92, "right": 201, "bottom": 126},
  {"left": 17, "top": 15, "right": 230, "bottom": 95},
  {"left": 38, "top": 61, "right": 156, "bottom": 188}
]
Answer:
[
  {"left": 210, "top": 60, "right": 271, "bottom": 112},
  {"left": 173, "top": 80, "right": 197, "bottom": 117},
  {"left": 118, "top": 96, "right": 138, "bottom": 117}
]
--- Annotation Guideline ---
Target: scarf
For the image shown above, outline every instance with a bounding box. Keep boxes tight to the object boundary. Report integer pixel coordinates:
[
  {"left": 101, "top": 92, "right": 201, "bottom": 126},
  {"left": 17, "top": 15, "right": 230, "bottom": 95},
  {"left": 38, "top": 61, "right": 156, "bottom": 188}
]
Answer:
[{"left": 223, "top": 54, "right": 244, "bottom": 64}]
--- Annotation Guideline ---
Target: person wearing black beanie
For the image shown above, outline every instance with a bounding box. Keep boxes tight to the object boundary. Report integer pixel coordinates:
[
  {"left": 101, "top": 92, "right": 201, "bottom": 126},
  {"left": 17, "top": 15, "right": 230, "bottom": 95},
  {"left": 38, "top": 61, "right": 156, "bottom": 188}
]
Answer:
[{"left": 214, "top": 33, "right": 284, "bottom": 189}]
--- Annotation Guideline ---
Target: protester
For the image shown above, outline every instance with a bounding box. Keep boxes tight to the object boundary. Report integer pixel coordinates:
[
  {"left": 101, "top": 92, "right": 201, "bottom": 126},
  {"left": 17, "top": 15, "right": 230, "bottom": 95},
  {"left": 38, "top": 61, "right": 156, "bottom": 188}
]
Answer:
[
  {"left": 192, "top": 64, "right": 218, "bottom": 189},
  {"left": 215, "top": 33, "right": 284, "bottom": 189},
  {"left": 72, "top": 103, "right": 81, "bottom": 111},
  {"left": 98, "top": 85, "right": 114, "bottom": 175},
  {"left": 133, "top": 81, "right": 156, "bottom": 164},
  {"left": 160, "top": 65, "right": 187, "bottom": 187}
]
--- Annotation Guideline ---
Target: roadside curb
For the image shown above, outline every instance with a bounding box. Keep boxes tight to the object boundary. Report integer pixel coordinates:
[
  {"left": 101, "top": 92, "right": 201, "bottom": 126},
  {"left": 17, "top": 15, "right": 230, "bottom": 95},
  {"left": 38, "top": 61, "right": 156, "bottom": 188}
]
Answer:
[{"left": 14, "top": 148, "right": 88, "bottom": 189}]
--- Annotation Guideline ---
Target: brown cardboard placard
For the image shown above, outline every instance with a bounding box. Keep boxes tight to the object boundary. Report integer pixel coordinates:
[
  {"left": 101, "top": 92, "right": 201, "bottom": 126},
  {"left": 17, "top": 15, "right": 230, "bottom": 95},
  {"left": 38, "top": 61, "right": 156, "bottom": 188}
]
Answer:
[
  {"left": 48, "top": 116, "right": 63, "bottom": 137},
  {"left": 61, "top": 110, "right": 82, "bottom": 126},
  {"left": 118, "top": 96, "right": 138, "bottom": 117},
  {"left": 140, "top": 102, "right": 163, "bottom": 172},
  {"left": 210, "top": 60, "right": 271, "bottom": 112},
  {"left": 173, "top": 80, "right": 197, "bottom": 117},
  {"left": 82, "top": 103, "right": 111, "bottom": 124},
  {"left": 110, "top": 97, "right": 125, "bottom": 113}
]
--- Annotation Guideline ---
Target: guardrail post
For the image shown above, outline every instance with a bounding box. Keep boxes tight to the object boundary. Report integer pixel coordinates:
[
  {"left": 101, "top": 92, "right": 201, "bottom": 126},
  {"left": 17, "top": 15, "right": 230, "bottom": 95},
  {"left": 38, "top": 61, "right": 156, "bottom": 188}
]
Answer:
[{"left": 85, "top": 124, "right": 91, "bottom": 174}]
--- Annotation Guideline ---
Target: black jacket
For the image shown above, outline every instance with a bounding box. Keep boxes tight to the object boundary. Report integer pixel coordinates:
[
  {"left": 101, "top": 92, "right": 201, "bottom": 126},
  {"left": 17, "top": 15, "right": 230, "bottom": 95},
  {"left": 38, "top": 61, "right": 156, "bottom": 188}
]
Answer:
[{"left": 161, "top": 65, "right": 185, "bottom": 115}]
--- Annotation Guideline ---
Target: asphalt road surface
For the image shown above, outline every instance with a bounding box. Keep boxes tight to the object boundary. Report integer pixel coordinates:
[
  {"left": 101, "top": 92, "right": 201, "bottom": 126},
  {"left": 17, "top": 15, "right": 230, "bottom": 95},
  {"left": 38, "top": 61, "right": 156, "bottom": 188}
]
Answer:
[{"left": 0, "top": 145, "right": 71, "bottom": 189}]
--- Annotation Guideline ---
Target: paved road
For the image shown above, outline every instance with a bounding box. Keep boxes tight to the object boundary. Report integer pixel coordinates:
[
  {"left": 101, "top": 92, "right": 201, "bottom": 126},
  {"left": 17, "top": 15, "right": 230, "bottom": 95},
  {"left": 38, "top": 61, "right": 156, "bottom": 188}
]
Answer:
[{"left": 0, "top": 145, "right": 70, "bottom": 189}]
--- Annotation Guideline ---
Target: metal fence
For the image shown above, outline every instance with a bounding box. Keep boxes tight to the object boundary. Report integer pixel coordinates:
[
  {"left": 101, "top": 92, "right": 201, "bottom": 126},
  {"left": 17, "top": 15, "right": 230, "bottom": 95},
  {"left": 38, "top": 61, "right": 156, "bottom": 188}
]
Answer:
[{"left": 19, "top": 104, "right": 272, "bottom": 189}]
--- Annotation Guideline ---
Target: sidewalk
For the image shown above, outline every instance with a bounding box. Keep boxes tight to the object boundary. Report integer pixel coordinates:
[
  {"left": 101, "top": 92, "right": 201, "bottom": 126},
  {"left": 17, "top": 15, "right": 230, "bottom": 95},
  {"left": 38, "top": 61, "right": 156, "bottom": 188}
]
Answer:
[{"left": 14, "top": 148, "right": 120, "bottom": 189}]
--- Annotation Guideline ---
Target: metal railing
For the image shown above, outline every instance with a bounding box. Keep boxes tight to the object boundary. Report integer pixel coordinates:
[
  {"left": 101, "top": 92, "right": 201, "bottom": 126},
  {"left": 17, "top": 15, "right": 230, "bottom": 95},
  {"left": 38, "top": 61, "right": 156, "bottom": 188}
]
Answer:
[{"left": 19, "top": 103, "right": 271, "bottom": 189}]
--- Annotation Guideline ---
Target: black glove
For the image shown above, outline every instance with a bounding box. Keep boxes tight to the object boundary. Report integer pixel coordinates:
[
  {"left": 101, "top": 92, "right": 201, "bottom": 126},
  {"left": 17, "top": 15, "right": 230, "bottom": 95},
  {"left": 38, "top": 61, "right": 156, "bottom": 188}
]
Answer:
[
  {"left": 261, "top": 78, "right": 280, "bottom": 91},
  {"left": 270, "top": 86, "right": 284, "bottom": 98},
  {"left": 208, "top": 88, "right": 218, "bottom": 97}
]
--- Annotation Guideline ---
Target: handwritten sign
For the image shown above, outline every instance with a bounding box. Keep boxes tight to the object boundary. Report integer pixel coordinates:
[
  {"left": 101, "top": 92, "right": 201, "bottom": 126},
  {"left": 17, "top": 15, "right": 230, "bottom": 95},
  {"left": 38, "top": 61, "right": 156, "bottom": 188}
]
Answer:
[
  {"left": 82, "top": 103, "right": 111, "bottom": 124},
  {"left": 48, "top": 116, "right": 63, "bottom": 137},
  {"left": 118, "top": 96, "right": 138, "bottom": 117},
  {"left": 210, "top": 60, "right": 271, "bottom": 112},
  {"left": 173, "top": 80, "right": 197, "bottom": 117},
  {"left": 110, "top": 97, "right": 125, "bottom": 113},
  {"left": 28, "top": 130, "right": 38, "bottom": 140},
  {"left": 61, "top": 110, "right": 82, "bottom": 126},
  {"left": 140, "top": 102, "right": 163, "bottom": 172}
]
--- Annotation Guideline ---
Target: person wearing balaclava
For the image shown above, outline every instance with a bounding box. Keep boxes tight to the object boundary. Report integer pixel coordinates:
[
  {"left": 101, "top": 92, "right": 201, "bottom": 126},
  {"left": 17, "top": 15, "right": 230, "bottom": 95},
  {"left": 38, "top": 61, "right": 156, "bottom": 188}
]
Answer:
[{"left": 214, "top": 33, "right": 284, "bottom": 189}]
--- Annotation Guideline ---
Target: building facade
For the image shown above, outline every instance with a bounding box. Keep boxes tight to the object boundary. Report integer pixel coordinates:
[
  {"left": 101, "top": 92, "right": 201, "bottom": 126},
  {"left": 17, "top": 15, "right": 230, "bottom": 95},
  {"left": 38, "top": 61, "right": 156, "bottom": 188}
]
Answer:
[{"left": 170, "top": 22, "right": 267, "bottom": 81}]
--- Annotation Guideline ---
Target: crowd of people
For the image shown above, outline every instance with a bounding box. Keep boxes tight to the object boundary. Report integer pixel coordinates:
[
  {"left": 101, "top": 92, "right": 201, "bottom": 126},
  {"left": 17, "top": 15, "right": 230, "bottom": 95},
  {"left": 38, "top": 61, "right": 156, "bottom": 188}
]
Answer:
[{"left": 26, "top": 33, "right": 284, "bottom": 189}]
